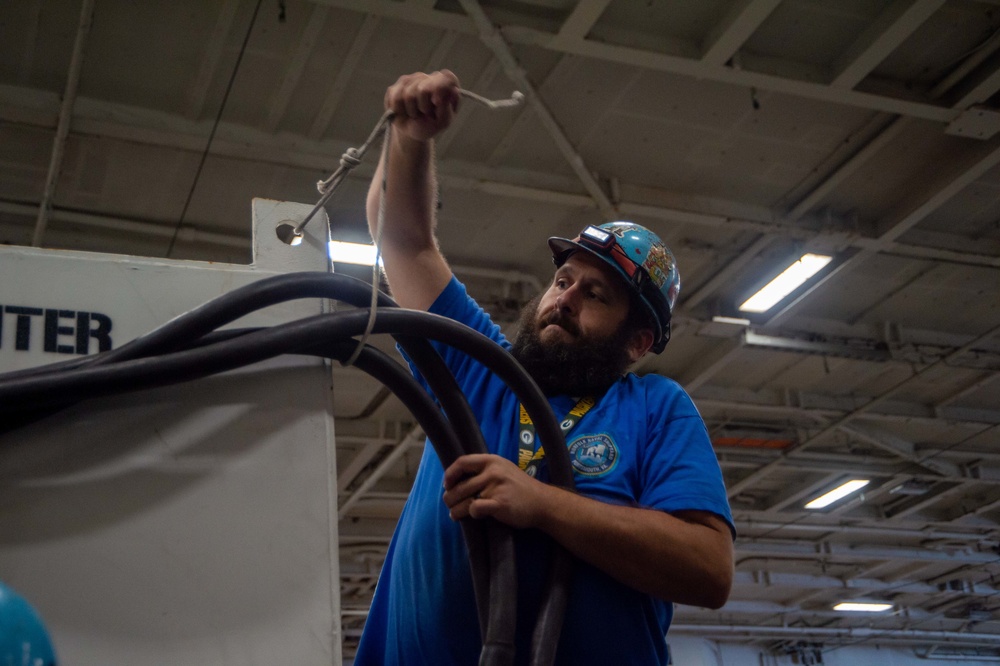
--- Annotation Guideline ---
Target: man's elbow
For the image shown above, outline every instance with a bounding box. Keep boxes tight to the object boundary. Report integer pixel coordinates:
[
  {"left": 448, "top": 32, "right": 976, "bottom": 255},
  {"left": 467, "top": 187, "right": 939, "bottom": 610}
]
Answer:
[
  {"left": 701, "top": 571, "right": 733, "bottom": 610},
  {"left": 688, "top": 559, "right": 733, "bottom": 610}
]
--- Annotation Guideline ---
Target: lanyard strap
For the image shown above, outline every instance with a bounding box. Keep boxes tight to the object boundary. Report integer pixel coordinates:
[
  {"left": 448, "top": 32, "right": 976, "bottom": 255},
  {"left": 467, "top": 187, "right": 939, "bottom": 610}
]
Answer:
[{"left": 517, "top": 396, "right": 595, "bottom": 476}]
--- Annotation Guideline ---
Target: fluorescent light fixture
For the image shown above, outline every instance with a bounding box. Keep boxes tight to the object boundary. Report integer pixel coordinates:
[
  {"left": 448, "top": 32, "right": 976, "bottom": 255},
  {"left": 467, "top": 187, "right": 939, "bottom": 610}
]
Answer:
[
  {"left": 805, "top": 479, "right": 870, "bottom": 509},
  {"left": 711, "top": 315, "right": 751, "bottom": 326},
  {"left": 833, "top": 602, "right": 893, "bottom": 612},
  {"left": 739, "top": 253, "right": 833, "bottom": 313},
  {"left": 328, "top": 240, "right": 381, "bottom": 266}
]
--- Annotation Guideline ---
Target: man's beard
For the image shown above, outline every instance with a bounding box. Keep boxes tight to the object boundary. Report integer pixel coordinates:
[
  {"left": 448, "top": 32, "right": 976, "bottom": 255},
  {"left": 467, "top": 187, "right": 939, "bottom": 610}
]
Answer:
[{"left": 509, "top": 295, "right": 636, "bottom": 396}]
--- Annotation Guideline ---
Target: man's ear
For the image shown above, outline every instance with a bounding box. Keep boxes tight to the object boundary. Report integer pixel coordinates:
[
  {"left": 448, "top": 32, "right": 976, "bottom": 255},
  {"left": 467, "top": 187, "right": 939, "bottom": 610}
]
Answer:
[{"left": 627, "top": 328, "right": 655, "bottom": 363}]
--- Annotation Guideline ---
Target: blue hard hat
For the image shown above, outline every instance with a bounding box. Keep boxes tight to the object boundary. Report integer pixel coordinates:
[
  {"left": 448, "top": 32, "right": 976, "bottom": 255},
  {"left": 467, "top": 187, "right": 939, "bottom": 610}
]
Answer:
[
  {"left": 548, "top": 221, "right": 680, "bottom": 353},
  {"left": 0, "top": 581, "right": 58, "bottom": 666}
]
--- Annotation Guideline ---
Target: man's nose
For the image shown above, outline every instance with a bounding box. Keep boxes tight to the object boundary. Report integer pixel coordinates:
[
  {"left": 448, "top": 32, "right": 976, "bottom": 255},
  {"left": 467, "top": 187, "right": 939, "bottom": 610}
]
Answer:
[{"left": 555, "top": 285, "right": 580, "bottom": 313}]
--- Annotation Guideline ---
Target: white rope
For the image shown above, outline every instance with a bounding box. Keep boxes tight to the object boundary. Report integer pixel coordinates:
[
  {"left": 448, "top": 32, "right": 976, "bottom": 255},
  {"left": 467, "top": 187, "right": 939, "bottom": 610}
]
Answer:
[
  {"left": 316, "top": 88, "right": 525, "bottom": 367},
  {"left": 342, "top": 121, "right": 390, "bottom": 368}
]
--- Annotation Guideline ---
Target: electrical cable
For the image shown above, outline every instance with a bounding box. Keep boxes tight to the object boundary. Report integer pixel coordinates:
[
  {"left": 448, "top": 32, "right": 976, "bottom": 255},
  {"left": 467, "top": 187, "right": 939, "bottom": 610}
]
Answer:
[
  {"left": 0, "top": 272, "right": 516, "bottom": 660},
  {"left": 0, "top": 272, "right": 574, "bottom": 666}
]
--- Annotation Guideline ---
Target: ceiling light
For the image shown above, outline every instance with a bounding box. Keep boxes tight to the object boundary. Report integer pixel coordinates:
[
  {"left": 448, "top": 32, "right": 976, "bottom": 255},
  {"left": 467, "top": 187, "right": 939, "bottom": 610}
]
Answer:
[
  {"left": 739, "top": 253, "right": 833, "bottom": 313},
  {"left": 328, "top": 240, "right": 381, "bottom": 266},
  {"left": 833, "top": 602, "right": 893, "bottom": 612},
  {"left": 804, "top": 479, "right": 869, "bottom": 509},
  {"left": 711, "top": 315, "right": 751, "bottom": 326}
]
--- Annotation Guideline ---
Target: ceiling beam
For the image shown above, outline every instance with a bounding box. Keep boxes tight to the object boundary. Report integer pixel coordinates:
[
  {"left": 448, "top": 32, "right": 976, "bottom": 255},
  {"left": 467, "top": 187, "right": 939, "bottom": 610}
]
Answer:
[
  {"left": 308, "top": 13, "right": 380, "bottom": 140},
  {"left": 337, "top": 427, "right": 423, "bottom": 519},
  {"left": 423, "top": 30, "right": 461, "bottom": 73},
  {"left": 731, "top": 514, "right": 998, "bottom": 542},
  {"left": 19, "top": 0, "right": 43, "bottom": 84},
  {"left": 264, "top": 4, "right": 329, "bottom": 133},
  {"left": 439, "top": 58, "right": 504, "bottom": 156},
  {"left": 723, "top": 451, "right": 1000, "bottom": 490},
  {"left": 312, "top": 0, "right": 958, "bottom": 123},
  {"left": 767, "top": 137, "right": 1000, "bottom": 324},
  {"left": 677, "top": 336, "right": 745, "bottom": 391},
  {"left": 785, "top": 115, "right": 908, "bottom": 221},
  {"left": 554, "top": 0, "right": 612, "bottom": 41},
  {"left": 0, "top": 199, "right": 248, "bottom": 248},
  {"left": 313, "top": 0, "right": 472, "bottom": 33},
  {"left": 185, "top": 0, "right": 241, "bottom": 119},
  {"left": 838, "top": 423, "right": 958, "bottom": 477},
  {"left": 456, "top": 0, "right": 618, "bottom": 220},
  {"left": 954, "top": 56, "right": 1000, "bottom": 109},
  {"left": 829, "top": 0, "right": 945, "bottom": 89},
  {"left": 726, "top": 320, "right": 1000, "bottom": 499},
  {"left": 738, "top": 540, "right": 1000, "bottom": 566},
  {"left": 700, "top": 0, "right": 782, "bottom": 66},
  {"left": 874, "top": 139, "right": 1000, "bottom": 244},
  {"left": 760, "top": 472, "right": 840, "bottom": 513},
  {"left": 672, "top": 623, "right": 1000, "bottom": 646},
  {"left": 4, "top": 85, "right": 998, "bottom": 268},
  {"left": 31, "top": 0, "right": 94, "bottom": 248},
  {"left": 886, "top": 482, "right": 971, "bottom": 520},
  {"left": 485, "top": 55, "right": 576, "bottom": 165}
]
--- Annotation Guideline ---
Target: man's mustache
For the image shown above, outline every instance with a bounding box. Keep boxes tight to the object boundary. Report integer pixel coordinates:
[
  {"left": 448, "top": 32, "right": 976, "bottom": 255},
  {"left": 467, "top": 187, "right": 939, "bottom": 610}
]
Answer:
[{"left": 541, "top": 309, "right": 580, "bottom": 337}]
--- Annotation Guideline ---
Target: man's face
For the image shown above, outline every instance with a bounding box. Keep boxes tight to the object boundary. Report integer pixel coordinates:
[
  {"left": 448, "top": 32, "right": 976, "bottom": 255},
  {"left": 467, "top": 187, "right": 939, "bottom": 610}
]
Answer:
[
  {"left": 534, "top": 251, "right": 633, "bottom": 346},
  {"left": 510, "top": 252, "right": 649, "bottom": 396}
]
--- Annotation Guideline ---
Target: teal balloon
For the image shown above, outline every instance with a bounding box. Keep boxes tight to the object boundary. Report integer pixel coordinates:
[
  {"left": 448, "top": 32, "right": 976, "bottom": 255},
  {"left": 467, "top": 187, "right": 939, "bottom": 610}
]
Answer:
[{"left": 0, "top": 581, "right": 57, "bottom": 666}]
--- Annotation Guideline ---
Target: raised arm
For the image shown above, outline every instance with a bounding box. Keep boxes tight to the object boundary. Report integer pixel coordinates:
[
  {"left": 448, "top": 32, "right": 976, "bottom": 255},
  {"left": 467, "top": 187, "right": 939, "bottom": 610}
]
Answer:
[{"left": 367, "top": 71, "right": 460, "bottom": 311}]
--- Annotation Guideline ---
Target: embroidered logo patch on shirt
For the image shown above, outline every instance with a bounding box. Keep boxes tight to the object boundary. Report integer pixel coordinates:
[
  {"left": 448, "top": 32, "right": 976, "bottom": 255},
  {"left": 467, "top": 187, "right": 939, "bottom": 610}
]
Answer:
[{"left": 567, "top": 433, "right": 619, "bottom": 476}]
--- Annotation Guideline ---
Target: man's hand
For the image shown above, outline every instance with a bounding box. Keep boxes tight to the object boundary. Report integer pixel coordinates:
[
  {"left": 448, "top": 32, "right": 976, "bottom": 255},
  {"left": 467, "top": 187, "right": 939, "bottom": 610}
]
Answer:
[
  {"left": 441, "top": 452, "right": 734, "bottom": 608},
  {"left": 443, "top": 453, "right": 552, "bottom": 529},
  {"left": 385, "top": 70, "right": 461, "bottom": 142}
]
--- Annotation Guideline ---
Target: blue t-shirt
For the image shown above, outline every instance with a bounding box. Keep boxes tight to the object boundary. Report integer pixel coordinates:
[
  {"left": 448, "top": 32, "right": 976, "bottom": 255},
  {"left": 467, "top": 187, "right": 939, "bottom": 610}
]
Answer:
[{"left": 355, "top": 277, "right": 733, "bottom": 665}]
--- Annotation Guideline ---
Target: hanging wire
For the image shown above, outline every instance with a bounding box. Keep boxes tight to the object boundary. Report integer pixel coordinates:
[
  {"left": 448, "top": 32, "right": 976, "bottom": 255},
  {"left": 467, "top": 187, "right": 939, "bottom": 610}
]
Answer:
[{"left": 166, "top": 0, "right": 265, "bottom": 258}]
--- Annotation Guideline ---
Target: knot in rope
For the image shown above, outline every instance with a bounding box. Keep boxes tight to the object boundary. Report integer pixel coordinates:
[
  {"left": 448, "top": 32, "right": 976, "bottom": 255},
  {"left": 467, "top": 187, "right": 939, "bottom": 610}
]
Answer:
[{"left": 340, "top": 147, "right": 362, "bottom": 170}]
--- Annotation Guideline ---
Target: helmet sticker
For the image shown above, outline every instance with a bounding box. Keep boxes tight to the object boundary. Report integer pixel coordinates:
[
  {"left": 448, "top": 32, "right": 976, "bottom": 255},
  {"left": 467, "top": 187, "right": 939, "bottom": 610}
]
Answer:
[{"left": 644, "top": 243, "right": 672, "bottom": 290}]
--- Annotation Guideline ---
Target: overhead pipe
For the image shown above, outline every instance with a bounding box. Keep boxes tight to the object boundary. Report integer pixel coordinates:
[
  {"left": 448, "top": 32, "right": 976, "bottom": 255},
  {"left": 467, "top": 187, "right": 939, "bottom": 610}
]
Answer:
[
  {"left": 727, "top": 319, "right": 1000, "bottom": 499},
  {"left": 671, "top": 623, "right": 1000, "bottom": 647}
]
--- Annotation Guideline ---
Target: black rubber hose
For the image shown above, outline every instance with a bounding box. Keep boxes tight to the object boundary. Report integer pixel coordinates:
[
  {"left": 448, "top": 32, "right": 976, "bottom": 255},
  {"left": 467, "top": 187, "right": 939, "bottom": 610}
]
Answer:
[
  {"left": 314, "top": 340, "right": 463, "bottom": 473},
  {"left": 0, "top": 274, "right": 399, "bottom": 429},
  {"left": 397, "top": 334, "right": 514, "bottom": 660},
  {"left": 300, "top": 338, "right": 513, "bottom": 664},
  {"left": 0, "top": 272, "right": 516, "bottom": 662},
  {"left": 0, "top": 287, "right": 573, "bottom": 665}
]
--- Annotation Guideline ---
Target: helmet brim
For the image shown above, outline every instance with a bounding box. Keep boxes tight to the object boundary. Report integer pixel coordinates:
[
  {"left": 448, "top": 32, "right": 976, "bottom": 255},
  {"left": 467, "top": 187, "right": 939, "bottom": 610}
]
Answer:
[{"left": 548, "top": 236, "right": 591, "bottom": 266}]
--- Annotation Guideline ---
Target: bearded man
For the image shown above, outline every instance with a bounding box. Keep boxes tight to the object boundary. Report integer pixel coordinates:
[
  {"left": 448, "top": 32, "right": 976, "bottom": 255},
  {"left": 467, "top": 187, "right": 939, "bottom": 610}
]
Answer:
[{"left": 354, "top": 70, "right": 734, "bottom": 666}]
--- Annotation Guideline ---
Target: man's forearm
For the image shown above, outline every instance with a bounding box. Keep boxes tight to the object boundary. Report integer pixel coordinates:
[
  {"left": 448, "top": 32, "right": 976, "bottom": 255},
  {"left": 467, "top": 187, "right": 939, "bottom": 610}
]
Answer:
[
  {"left": 444, "top": 453, "right": 734, "bottom": 608},
  {"left": 533, "top": 484, "right": 734, "bottom": 608},
  {"left": 366, "top": 131, "right": 451, "bottom": 310},
  {"left": 366, "top": 131, "right": 435, "bottom": 250}
]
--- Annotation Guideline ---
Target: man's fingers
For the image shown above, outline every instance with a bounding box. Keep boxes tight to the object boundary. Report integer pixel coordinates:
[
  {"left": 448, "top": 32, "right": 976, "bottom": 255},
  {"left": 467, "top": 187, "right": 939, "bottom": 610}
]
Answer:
[
  {"left": 449, "top": 495, "right": 498, "bottom": 522},
  {"left": 443, "top": 453, "right": 489, "bottom": 488}
]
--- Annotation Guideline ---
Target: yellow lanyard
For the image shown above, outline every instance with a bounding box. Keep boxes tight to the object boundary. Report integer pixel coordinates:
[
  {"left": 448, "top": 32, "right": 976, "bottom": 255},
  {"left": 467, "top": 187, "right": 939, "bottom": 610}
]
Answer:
[{"left": 517, "top": 396, "right": 595, "bottom": 477}]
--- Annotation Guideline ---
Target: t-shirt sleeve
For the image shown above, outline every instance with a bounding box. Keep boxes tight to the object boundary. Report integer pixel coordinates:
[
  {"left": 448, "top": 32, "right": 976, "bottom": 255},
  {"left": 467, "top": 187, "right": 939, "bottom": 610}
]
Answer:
[
  {"left": 637, "top": 381, "right": 736, "bottom": 537},
  {"left": 397, "top": 276, "right": 509, "bottom": 396}
]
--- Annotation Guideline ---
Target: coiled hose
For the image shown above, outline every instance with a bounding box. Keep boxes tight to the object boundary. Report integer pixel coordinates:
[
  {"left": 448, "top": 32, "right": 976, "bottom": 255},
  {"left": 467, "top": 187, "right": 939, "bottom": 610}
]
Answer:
[{"left": 0, "top": 271, "right": 574, "bottom": 666}]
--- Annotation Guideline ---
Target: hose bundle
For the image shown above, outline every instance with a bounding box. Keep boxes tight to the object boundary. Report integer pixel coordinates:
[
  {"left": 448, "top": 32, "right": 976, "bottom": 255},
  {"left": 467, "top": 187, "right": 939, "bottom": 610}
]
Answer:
[{"left": 0, "top": 271, "right": 574, "bottom": 666}]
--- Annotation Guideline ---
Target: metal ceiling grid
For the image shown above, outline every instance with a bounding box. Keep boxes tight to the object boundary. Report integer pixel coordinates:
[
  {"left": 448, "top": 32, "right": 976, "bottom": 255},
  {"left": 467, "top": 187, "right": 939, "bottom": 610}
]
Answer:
[{"left": 2, "top": 0, "right": 1000, "bottom": 660}]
